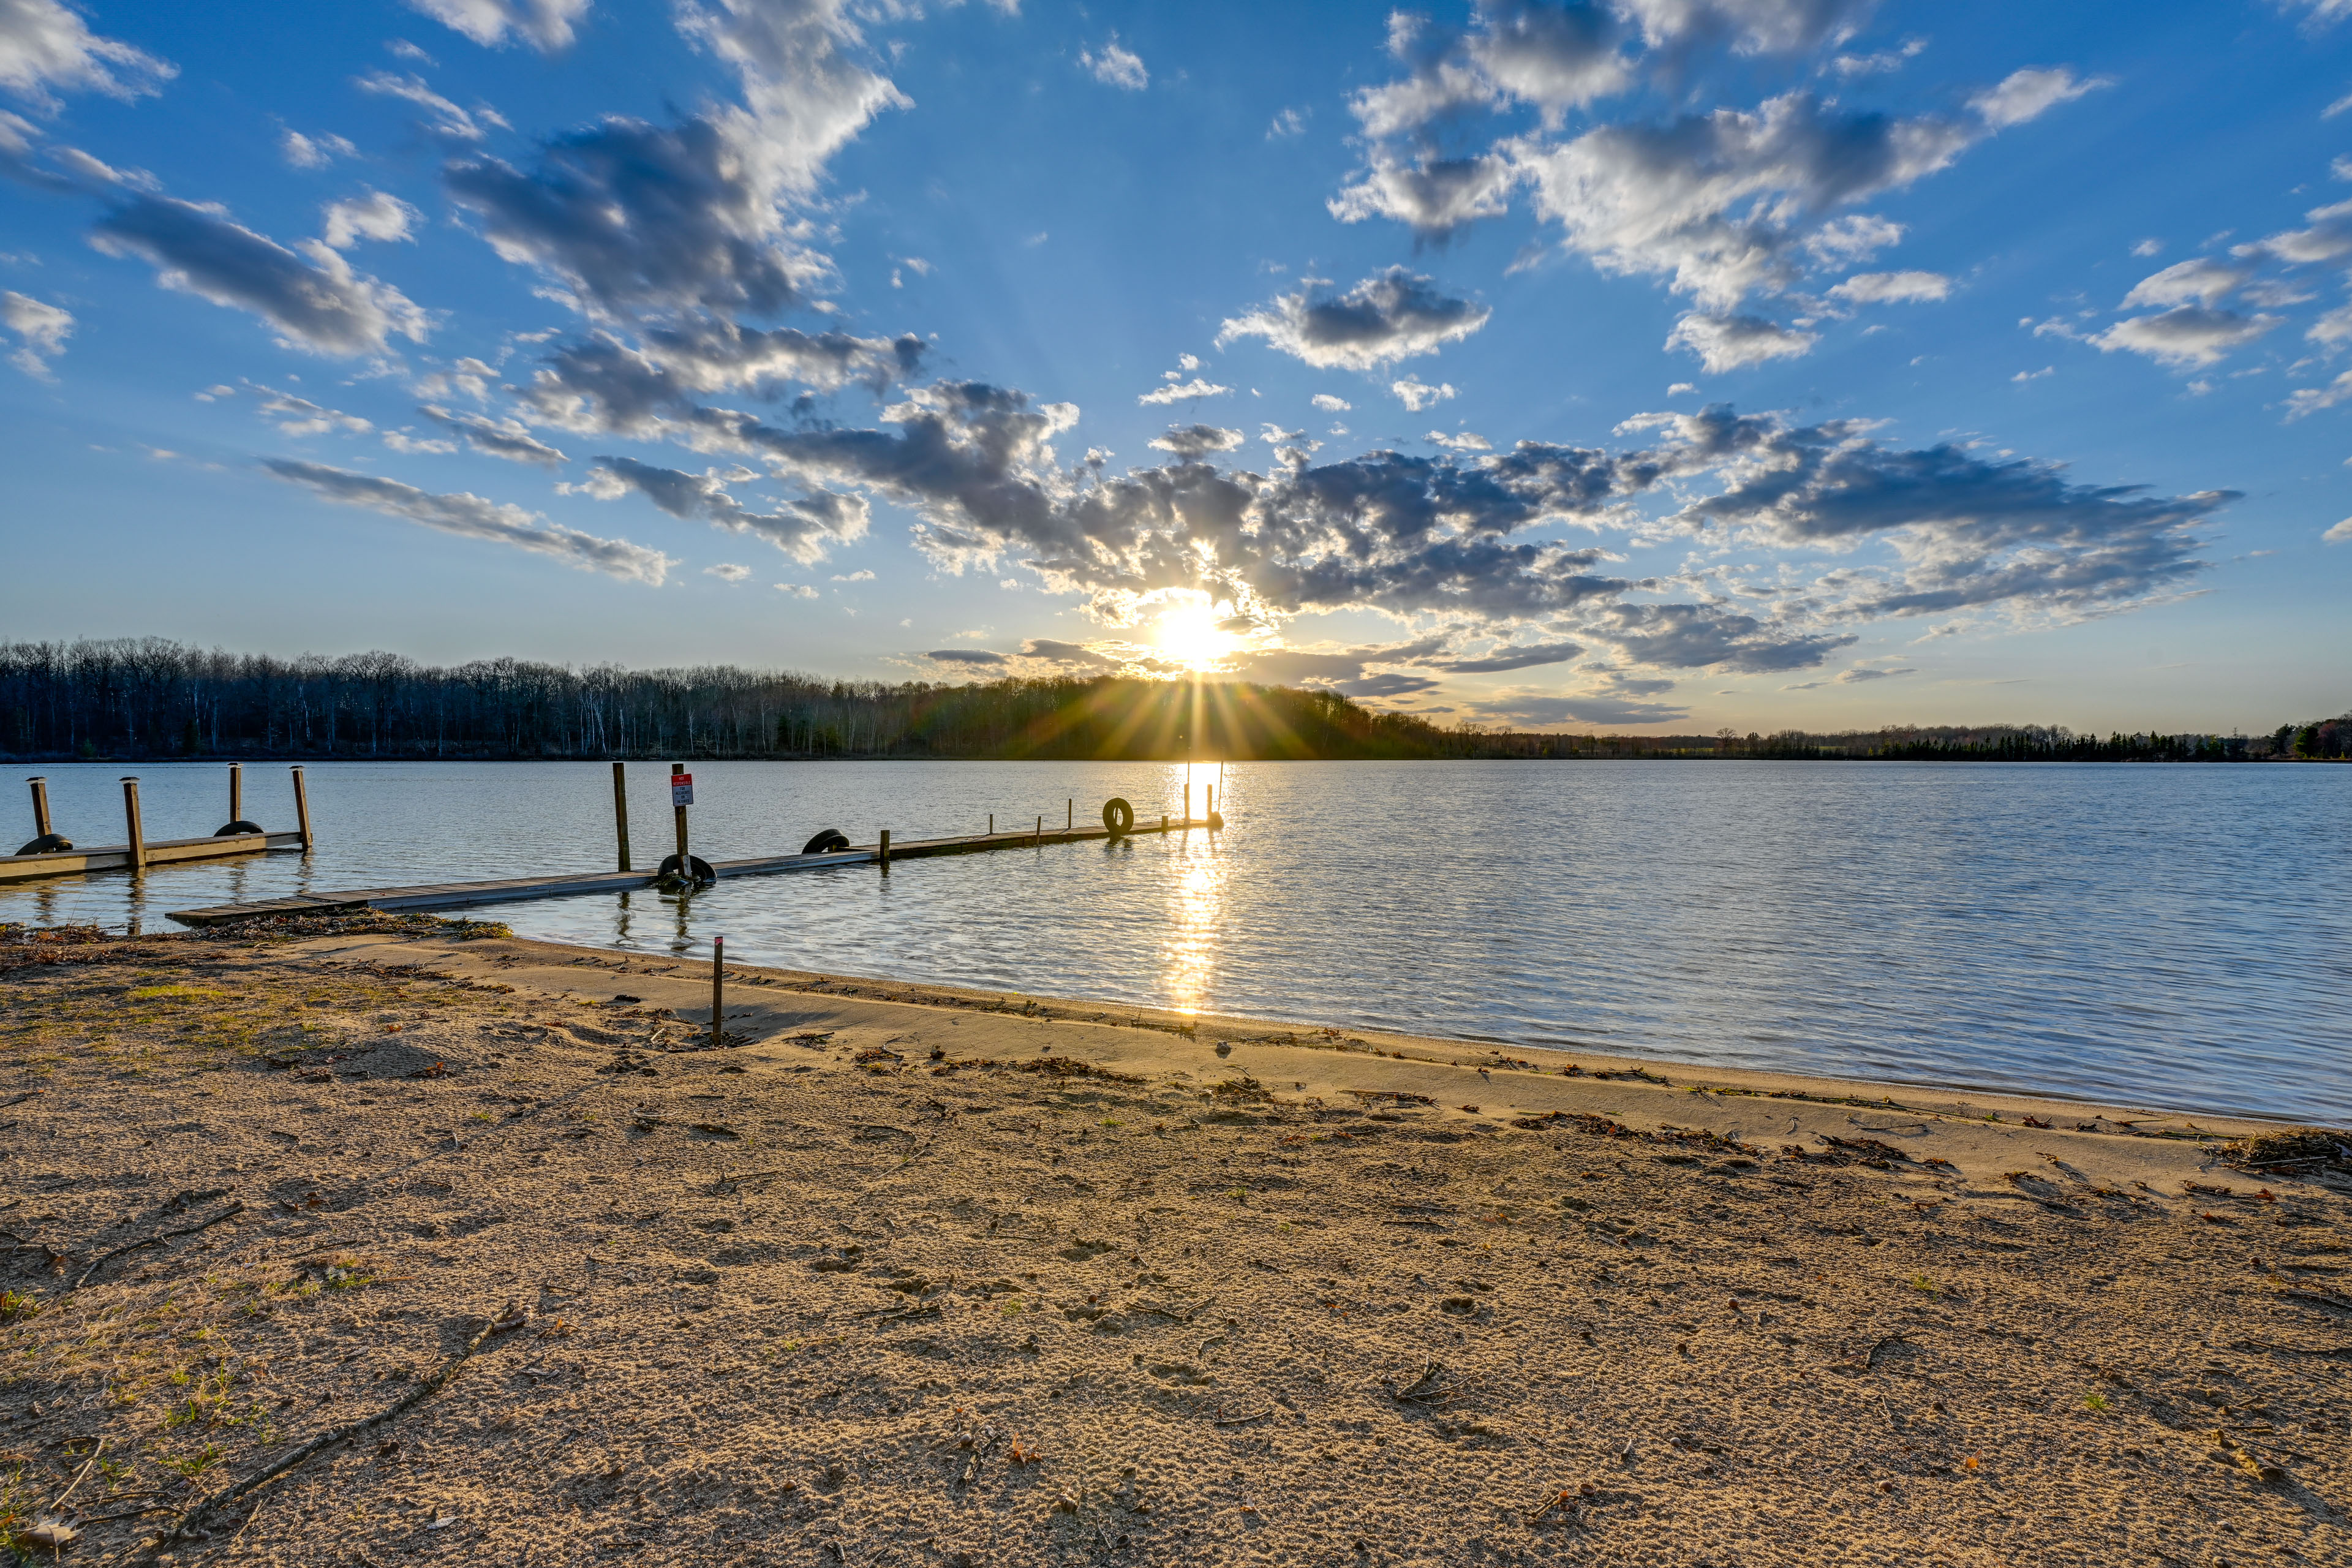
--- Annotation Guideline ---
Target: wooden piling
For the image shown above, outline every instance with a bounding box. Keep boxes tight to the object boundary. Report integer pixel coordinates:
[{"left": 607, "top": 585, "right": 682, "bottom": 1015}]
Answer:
[
  {"left": 671, "top": 763, "right": 689, "bottom": 869},
  {"left": 878, "top": 829, "right": 890, "bottom": 872},
  {"left": 291, "top": 766, "right": 313, "bottom": 851},
  {"left": 989, "top": 813, "right": 993, "bottom": 836},
  {"left": 228, "top": 764, "right": 243, "bottom": 826},
  {"left": 1035, "top": 815, "right": 1042, "bottom": 846},
  {"left": 1184, "top": 782, "right": 1191, "bottom": 824},
  {"left": 121, "top": 777, "right": 145, "bottom": 874},
  {"left": 1160, "top": 813, "right": 1167, "bottom": 834},
  {"left": 1066, "top": 799, "right": 1072, "bottom": 831},
  {"left": 611, "top": 763, "right": 631, "bottom": 873},
  {"left": 27, "top": 776, "right": 51, "bottom": 839},
  {"left": 1206, "top": 784, "right": 1214, "bottom": 824},
  {"left": 710, "top": 935, "right": 725, "bottom": 1049}
]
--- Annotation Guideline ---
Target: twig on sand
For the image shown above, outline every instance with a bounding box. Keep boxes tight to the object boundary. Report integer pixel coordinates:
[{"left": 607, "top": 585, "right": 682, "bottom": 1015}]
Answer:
[
  {"left": 1384, "top": 1357, "right": 1460, "bottom": 1404},
  {"left": 1212, "top": 1404, "right": 1274, "bottom": 1426},
  {"left": 70, "top": 1202, "right": 244, "bottom": 1290},
  {"left": 167, "top": 1303, "right": 528, "bottom": 1542},
  {"left": 1526, "top": 1487, "right": 1585, "bottom": 1526}
]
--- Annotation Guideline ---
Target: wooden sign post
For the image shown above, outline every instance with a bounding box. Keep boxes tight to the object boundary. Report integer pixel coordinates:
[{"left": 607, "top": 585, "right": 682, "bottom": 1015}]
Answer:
[{"left": 670, "top": 764, "right": 693, "bottom": 869}]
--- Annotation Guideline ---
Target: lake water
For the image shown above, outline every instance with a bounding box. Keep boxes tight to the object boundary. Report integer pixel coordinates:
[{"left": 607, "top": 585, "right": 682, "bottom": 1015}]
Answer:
[{"left": 4, "top": 760, "right": 2345, "bottom": 1123}]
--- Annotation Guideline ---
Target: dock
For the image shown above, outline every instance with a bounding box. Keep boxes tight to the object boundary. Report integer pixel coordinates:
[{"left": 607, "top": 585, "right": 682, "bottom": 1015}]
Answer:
[
  {"left": 1, "top": 831, "right": 306, "bottom": 884},
  {"left": 165, "top": 816, "right": 1216, "bottom": 927}
]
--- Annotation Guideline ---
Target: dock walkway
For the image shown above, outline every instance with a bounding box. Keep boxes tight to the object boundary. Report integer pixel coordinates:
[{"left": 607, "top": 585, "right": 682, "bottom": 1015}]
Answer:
[
  {"left": 2, "top": 831, "right": 304, "bottom": 885},
  {"left": 165, "top": 816, "right": 1213, "bottom": 927}
]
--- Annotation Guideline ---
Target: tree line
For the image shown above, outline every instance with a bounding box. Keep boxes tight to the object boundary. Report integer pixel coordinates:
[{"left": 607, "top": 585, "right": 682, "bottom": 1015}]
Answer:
[{"left": 0, "top": 640, "right": 2341, "bottom": 764}]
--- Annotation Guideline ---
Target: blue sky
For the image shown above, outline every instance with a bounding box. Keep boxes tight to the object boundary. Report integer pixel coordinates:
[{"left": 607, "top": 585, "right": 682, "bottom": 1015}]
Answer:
[{"left": 3, "top": 0, "right": 2349, "bottom": 733}]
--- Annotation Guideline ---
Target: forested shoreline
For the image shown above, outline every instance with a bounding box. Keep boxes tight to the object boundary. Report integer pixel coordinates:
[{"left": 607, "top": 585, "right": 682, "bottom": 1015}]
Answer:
[{"left": 1, "top": 639, "right": 2343, "bottom": 763}]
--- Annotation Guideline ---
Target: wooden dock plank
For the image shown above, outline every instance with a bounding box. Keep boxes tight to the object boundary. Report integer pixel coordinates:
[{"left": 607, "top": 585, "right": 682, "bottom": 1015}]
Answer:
[
  {"left": 0, "top": 831, "right": 303, "bottom": 885},
  {"left": 165, "top": 818, "right": 1212, "bottom": 926}
]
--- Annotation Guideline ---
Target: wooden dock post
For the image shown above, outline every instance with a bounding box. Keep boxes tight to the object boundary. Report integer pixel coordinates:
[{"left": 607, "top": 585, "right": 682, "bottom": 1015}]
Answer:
[
  {"left": 1035, "top": 815, "right": 1042, "bottom": 846},
  {"left": 710, "top": 934, "right": 725, "bottom": 1049},
  {"left": 121, "top": 777, "right": 146, "bottom": 874},
  {"left": 27, "top": 776, "right": 51, "bottom": 839},
  {"left": 1066, "top": 799, "right": 1072, "bottom": 831},
  {"left": 1205, "top": 784, "right": 1213, "bottom": 823},
  {"left": 878, "top": 829, "right": 890, "bottom": 872},
  {"left": 1160, "top": 813, "right": 1167, "bottom": 834},
  {"left": 612, "top": 763, "right": 631, "bottom": 873},
  {"left": 1184, "top": 782, "right": 1191, "bottom": 825},
  {"left": 228, "top": 764, "right": 242, "bottom": 826},
  {"left": 291, "top": 766, "right": 314, "bottom": 851},
  {"left": 671, "top": 763, "right": 690, "bottom": 869},
  {"left": 989, "top": 813, "right": 993, "bottom": 836}
]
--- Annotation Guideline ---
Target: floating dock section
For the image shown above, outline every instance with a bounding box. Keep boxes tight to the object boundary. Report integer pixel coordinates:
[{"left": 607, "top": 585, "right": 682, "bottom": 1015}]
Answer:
[
  {"left": 166, "top": 816, "right": 1215, "bottom": 928},
  {"left": 1, "top": 831, "right": 305, "bottom": 884}
]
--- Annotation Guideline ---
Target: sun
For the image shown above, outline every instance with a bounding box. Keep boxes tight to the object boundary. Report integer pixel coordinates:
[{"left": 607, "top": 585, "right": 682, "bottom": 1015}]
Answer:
[{"left": 1150, "top": 599, "right": 1238, "bottom": 671}]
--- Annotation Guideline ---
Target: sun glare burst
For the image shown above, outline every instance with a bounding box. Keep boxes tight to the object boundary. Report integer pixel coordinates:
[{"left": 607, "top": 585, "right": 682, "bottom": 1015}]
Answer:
[{"left": 1150, "top": 600, "right": 1239, "bottom": 671}]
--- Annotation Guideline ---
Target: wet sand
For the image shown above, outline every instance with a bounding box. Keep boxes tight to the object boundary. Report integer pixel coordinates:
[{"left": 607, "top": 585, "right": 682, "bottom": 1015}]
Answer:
[{"left": 2, "top": 916, "right": 2347, "bottom": 1566}]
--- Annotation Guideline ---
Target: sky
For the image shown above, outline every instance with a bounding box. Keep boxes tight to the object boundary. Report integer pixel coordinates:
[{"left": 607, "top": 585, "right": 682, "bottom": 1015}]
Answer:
[{"left": 2, "top": 1, "right": 2350, "bottom": 735}]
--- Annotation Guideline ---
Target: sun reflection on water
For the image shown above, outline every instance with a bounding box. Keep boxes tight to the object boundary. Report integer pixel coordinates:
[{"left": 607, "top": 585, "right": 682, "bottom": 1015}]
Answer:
[{"left": 1157, "top": 826, "right": 1227, "bottom": 1016}]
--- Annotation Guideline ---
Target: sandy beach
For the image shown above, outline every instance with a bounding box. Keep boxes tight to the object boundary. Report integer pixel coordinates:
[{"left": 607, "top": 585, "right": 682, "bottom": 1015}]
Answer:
[{"left": 2, "top": 914, "right": 2346, "bottom": 1566}]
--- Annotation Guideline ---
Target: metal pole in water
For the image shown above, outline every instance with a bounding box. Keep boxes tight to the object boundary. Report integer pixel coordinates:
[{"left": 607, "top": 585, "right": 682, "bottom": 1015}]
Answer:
[
  {"left": 121, "top": 777, "right": 145, "bottom": 874},
  {"left": 28, "top": 776, "right": 51, "bottom": 839},
  {"left": 612, "top": 762, "right": 631, "bottom": 873},
  {"left": 710, "top": 934, "right": 725, "bottom": 1050},
  {"left": 291, "top": 766, "right": 313, "bottom": 851}
]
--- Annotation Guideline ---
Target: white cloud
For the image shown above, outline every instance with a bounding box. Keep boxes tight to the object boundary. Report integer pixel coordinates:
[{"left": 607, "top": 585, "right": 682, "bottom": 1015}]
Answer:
[
  {"left": 1138, "top": 377, "right": 1232, "bottom": 405},
  {"left": 2285, "top": 369, "right": 2352, "bottom": 418},
  {"left": 832, "top": 568, "right": 873, "bottom": 581},
  {"left": 279, "top": 129, "right": 358, "bottom": 170},
  {"left": 264, "top": 458, "right": 670, "bottom": 581},
  {"left": 1427, "top": 429, "right": 1491, "bottom": 451},
  {"left": 2120, "top": 257, "right": 2250, "bottom": 308},
  {"left": 2, "top": 288, "right": 70, "bottom": 377},
  {"left": 573, "top": 455, "right": 868, "bottom": 562},
  {"left": 2011, "top": 365, "right": 2054, "bottom": 382},
  {"left": 252, "top": 385, "right": 372, "bottom": 436},
  {"left": 407, "top": 1, "right": 591, "bottom": 52},
  {"left": 1219, "top": 268, "right": 1490, "bottom": 370},
  {"left": 1148, "top": 423, "right": 1246, "bottom": 457},
  {"left": 2326, "top": 517, "right": 2352, "bottom": 543},
  {"left": 1079, "top": 36, "right": 1146, "bottom": 91},
  {"left": 418, "top": 403, "right": 567, "bottom": 464},
  {"left": 2310, "top": 302, "right": 2352, "bottom": 344},
  {"left": 1836, "top": 665, "right": 1915, "bottom": 683},
  {"left": 1665, "top": 311, "right": 1817, "bottom": 371},
  {"left": 1968, "top": 67, "right": 2108, "bottom": 131},
  {"left": 321, "top": 189, "right": 420, "bottom": 250},
  {"left": 2090, "top": 307, "right": 2281, "bottom": 369},
  {"left": 1829, "top": 270, "right": 1951, "bottom": 304},
  {"left": 705, "top": 561, "right": 752, "bottom": 581},
  {"left": 0, "top": 0, "right": 174, "bottom": 111},
  {"left": 383, "top": 429, "right": 459, "bottom": 453},
  {"left": 1667, "top": 380, "right": 1697, "bottom": 394},
  {"left": 1390, "top": 375, "right": 1455, "bottom": 411},
  {"left": 2130, "top": 237, "right": 2163, "bottom": 258},
  {"left": 355, "top": 70, "right": 490, "bottom": 141},
  {"left": 89, "top": 194, "right": 432, "bottom": 356},
  {"left": 1310, "top": 392, "right": 1351, "bottom": 411},
  {"left": 1267, "top": 106, "right": 1306, "bottom": 139}
]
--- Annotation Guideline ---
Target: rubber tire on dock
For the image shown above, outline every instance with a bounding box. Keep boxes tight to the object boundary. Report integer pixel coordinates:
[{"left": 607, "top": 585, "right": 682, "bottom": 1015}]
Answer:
[
  {"left": 1101, "top": 797, "right": 1134, "bottom": 837},
  {"left": 801, "top": 829, "right": 851, "bottom": 854},
  {"left": 14, "top": 834, "right": 72, "bottom": 855},
  {"left": 656, "top": 853, "right": 717, "bottom": 886},
  {"left": 214, "top": 820, "right": 265, "bottom": 836}
]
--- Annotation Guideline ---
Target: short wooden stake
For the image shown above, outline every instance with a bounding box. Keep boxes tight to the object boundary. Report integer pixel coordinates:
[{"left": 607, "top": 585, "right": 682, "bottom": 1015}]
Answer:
[
  {"left": 228, "top": 764, "right": 243, "bottom": 825},
  {"left": 1205, "top": 784, "right": 1214, "bottom": 824},
  {"left": 1066, "top": 799, "right": 1072, "bottom": 831},
  {"left": 671, "top": 763, "right": 690, "bottom": 870},
  {"left": 1035, "top": 815, "right": 1042, "bottom": 846},
  {"left": 710, "top": 935, "right": 725, "bottom": 1049},
  {"left": 612, "top": 762, "right": 631, "bottom": 873},
  {"left": 290, "top": 766, "right": 313, "bottom": 851},
  {"left": 1159, "top": 813, "right": 1167, "bottom": 834},
  {"left": 27, "top": 776, "right": 51, "bottom": 839},
  {"left": 1184, "top": 782, "right": 1191, "bottom": 824},
  {"left": 121, "top": 777, "right": 146, "bottom": 873},
  {"left": 878, "top": 829, "right": 890, "bottom": 872},
  {"left": 989, "top": 813, "right": 993, "bottom": 836}
]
